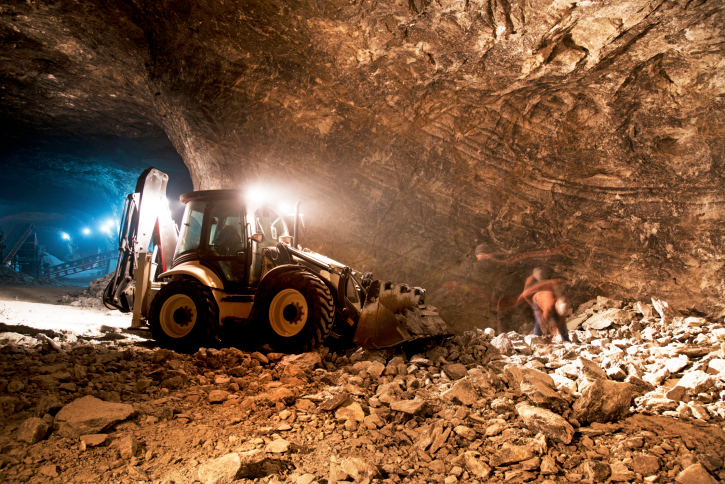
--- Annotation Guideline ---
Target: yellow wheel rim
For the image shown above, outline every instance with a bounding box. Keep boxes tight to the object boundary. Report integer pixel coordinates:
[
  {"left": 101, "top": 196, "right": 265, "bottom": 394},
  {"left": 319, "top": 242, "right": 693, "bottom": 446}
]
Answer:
[
  {"left": 269, "top": 289, "right": 308, "bottom": 337},
  {"left": 159, "top": 294, "right": 197, "bottom": 338}
]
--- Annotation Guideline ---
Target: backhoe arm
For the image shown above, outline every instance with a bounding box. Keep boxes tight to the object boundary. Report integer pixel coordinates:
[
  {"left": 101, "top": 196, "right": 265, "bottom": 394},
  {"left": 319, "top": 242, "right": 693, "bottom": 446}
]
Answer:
[{"left": 103, "top": 168, "right": 178, "bottom": 322}]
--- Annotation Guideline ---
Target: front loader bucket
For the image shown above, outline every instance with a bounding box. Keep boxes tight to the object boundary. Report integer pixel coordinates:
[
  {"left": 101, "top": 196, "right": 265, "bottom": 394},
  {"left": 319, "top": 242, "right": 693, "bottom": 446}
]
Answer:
[{"left": 353, "top": 280, "right": 450, "bottom": 349}]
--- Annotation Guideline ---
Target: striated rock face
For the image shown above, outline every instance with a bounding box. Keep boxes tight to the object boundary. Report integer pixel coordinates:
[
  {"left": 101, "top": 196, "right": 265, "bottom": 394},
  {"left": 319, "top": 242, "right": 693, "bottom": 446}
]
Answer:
[{"left": 1, "top": 1, "right": 724, "bottom": 330}]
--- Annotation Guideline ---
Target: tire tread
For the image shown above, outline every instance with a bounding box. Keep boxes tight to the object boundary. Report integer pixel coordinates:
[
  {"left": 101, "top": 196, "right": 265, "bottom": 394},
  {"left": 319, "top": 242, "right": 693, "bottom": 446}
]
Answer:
[
  {"left": 259, "top": 270, "right": 334, "bottom": 353},
  {"left": 149, "top": 279, "right": 218, "bottom": 353}
]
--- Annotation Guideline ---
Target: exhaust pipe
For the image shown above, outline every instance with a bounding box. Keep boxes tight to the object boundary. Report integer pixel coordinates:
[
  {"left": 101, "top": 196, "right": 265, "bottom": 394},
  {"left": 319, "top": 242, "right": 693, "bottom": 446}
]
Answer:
[{"left": 293, "top": 201, "right": 300, "bottom": 249}]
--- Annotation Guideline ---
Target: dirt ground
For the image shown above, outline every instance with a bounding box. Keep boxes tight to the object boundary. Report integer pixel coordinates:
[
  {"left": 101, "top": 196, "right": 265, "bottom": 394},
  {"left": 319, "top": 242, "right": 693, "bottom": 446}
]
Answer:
[
  {"left": 0, "top": 285, "right": 134, "bottom": 338},
  {"left": 0, "top": 285, "right": 723, "bottom": 484},
  {"left": 0, "top": 286, "right": 84, "bottom": 305}
]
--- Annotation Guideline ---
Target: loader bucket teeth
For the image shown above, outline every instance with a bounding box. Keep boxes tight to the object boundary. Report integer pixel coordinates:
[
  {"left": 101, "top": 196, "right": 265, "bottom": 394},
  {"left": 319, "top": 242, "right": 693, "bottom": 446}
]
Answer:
[{"left": 353, "top": 279, "right": 450, "bottom": 349}]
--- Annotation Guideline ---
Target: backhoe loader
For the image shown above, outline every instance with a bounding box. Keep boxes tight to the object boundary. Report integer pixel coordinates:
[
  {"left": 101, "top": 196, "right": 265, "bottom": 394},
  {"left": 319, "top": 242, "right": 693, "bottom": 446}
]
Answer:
[{"left": 103, "top": 168, "right": 449, "bottom": 353}]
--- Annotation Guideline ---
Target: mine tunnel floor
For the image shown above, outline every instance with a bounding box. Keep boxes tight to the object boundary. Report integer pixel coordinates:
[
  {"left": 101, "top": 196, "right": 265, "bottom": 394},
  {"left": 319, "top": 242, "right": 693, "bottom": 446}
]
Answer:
[
  {"left": 0, "top": 284, "right": 723, "bottom": 484},
  {"left": 0, "top": 285, "right": 134, "bottom": 339},
  {"left": 0, "top": 286, "right": 83, "bottom": 305}
]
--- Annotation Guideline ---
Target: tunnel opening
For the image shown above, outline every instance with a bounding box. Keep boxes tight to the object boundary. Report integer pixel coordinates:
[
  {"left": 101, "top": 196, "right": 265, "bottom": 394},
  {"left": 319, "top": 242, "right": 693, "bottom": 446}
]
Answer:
[{"left": 0, "top": 129, "right": 192, "bottom": 285}]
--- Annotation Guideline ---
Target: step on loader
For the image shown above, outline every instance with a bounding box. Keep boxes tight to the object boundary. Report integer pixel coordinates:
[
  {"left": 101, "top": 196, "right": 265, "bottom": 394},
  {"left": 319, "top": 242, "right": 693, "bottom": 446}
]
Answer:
[{"left": 103, "top": 168, "right": 449, "bottom": 353}]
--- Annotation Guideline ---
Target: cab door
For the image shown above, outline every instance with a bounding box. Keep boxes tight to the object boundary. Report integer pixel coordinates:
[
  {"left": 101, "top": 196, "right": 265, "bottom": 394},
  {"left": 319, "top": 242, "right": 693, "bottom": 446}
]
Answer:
[{"left": 202, "top": 199, "right": 249, "bottom": 293}]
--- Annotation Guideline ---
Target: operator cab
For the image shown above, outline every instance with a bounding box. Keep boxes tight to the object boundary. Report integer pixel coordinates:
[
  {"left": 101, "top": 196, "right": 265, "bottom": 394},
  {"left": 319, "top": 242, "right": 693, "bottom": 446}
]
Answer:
[{"left": 174, "top": 190, "right": 290, "bottom": 292}]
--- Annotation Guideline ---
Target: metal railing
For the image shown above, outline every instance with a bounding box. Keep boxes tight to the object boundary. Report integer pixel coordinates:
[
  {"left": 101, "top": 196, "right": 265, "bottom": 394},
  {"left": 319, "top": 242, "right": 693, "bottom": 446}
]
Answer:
[{"left": 42, "top": 251, "right": 117, "bottom": 279}]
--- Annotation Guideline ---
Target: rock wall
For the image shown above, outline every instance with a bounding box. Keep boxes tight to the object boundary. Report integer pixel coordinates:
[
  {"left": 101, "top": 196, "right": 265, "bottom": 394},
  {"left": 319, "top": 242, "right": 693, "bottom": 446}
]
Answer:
[{"left": 1, "top": 0, "right": 723, "bottom": 330}]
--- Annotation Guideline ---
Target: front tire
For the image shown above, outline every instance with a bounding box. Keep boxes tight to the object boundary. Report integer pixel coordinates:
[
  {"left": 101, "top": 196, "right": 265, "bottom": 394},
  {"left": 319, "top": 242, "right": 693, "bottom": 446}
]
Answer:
[
  {"left": 255, "top": 271, "right": 334, "bottom": 353},
  {"left": 149, "top": 279, "right": 218, "bottom": 353}
]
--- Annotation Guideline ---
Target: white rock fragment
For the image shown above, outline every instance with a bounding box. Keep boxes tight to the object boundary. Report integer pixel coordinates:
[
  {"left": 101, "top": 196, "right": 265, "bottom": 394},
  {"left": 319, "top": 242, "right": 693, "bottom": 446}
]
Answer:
[{"left": 516, "top": 403, "right": 574, "bottom": 444}]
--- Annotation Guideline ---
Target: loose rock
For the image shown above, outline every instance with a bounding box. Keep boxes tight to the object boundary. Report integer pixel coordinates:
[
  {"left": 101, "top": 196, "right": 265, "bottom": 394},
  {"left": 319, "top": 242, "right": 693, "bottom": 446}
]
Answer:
[
  {"left": 16, "top": 417, "right": 48, "bottom": 444},
  {"left": 53, "top": 396, "right": 135, "bottom": 438}
]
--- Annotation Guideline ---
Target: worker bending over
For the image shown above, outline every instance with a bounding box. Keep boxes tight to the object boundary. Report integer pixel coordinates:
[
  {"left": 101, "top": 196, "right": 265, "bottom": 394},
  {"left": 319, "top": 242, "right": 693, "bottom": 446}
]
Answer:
[{"left": 520, "top": 267, "right": 570, "bottom": 343}]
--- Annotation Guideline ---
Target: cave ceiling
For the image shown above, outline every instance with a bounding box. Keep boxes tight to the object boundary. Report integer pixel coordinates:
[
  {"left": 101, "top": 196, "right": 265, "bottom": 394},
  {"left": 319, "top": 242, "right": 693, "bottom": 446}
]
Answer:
[{"left": 1, "top": 0, "right": 723, "bottom": 329}]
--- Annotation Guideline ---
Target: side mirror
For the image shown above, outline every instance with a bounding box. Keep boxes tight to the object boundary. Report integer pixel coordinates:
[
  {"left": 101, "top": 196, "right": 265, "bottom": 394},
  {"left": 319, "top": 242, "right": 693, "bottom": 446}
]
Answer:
[
  {"left": 251, "top": 233, "right": 265, "bottom": 243},
  {"left": 279, "top": 235, "right": 293, "bottom": 245}
]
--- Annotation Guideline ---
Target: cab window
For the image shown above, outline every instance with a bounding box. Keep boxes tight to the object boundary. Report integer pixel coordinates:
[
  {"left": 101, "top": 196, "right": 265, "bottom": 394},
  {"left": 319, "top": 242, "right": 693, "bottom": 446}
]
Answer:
[
  {"left": 254, "top": 206, "right": 286, "bottom": 244},
  {"left": 346, "top": 277, "right": 360, "bottom": 304},
  {"left": 207, "top": 200, "right": 244, "bottom": 256},
  {"left": 176, "top": 200, "right": 205, "bottom": 256}
]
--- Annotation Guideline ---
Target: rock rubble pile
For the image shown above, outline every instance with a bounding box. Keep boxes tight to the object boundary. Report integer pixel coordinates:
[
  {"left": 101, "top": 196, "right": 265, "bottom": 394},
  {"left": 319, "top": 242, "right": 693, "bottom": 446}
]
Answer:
[
  {"left": 59, "top": 273, "right": 114, "bottom": 308},
  {"left": 0, "top": 267, "right": 35, "bottom": 286},
  {"left": 0, "top": 295, "right": 723, "bottom": 483},
  {"left": 0, "top": 267, "right": 68, "bottom": 287}
]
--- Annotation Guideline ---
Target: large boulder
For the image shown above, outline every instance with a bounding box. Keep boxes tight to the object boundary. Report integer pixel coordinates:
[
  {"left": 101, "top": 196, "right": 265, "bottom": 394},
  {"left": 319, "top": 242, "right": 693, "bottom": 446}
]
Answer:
[
  {"left": 390, "top": 399, "right": 427, "bottom": 415},
  {"left": 339, "top": 457, "right": 380, "bottom": 481},
  {"left": 443, "top": 363, "right": 468, "bottom": 380},
  {"left": 583, "top": 460, "right": 612, "bottom": 481},
  {"left": 505, "top": 365, "right": 568, "bottom": 413},
  {"left": 631, "top": 455, "right": 661, "bottom": 476},
  {"left": 463, "top": 452, "right": 492, "bottom": 479},
  {"left": 197, "top": 451, "right": 284, "bottom": 484},
  {"left": 665, "top": 371, "right": 716, "bottom": 401},
  {"left": 516, "top": 403, "right": 574, "bottom": 444},
  {"left": 675, "top": 463, "right": 718, "bottom": 484},
  {"left": 491, "top": 444, "right": 537, "bottom": 467},
  {"left": 16, "top": 417, "right": 49, "bottom": 444},
  {"left": 443, "top": 379, "right": 478, "bottom": 406},
  {"left": 278, "top": 352, "right": 321, "bottom": 372},
  {"left": 53, "top": 396, "right": 135, "bottom": 438},
  {"left": 576, "top": 356, "right": 609, "bottom": 382},
  {"left": 573, "top": 380, "right": 636, "bottom": 425},
  {"left": 581, "top": 308, "right": 633, "bottom": 330},
  {"left": 335, "top": 402, "right": 365, "bottom": 422}
]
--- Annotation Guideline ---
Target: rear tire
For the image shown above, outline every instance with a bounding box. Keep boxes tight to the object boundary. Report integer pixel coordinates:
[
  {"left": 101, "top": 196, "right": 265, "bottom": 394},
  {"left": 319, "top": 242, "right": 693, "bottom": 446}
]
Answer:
[
  {"left": 149, "top": 279, "right": 218, "bottom": 353},
  {"left": 255, "top": 271, "right": 333, "bottom": 353}
]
